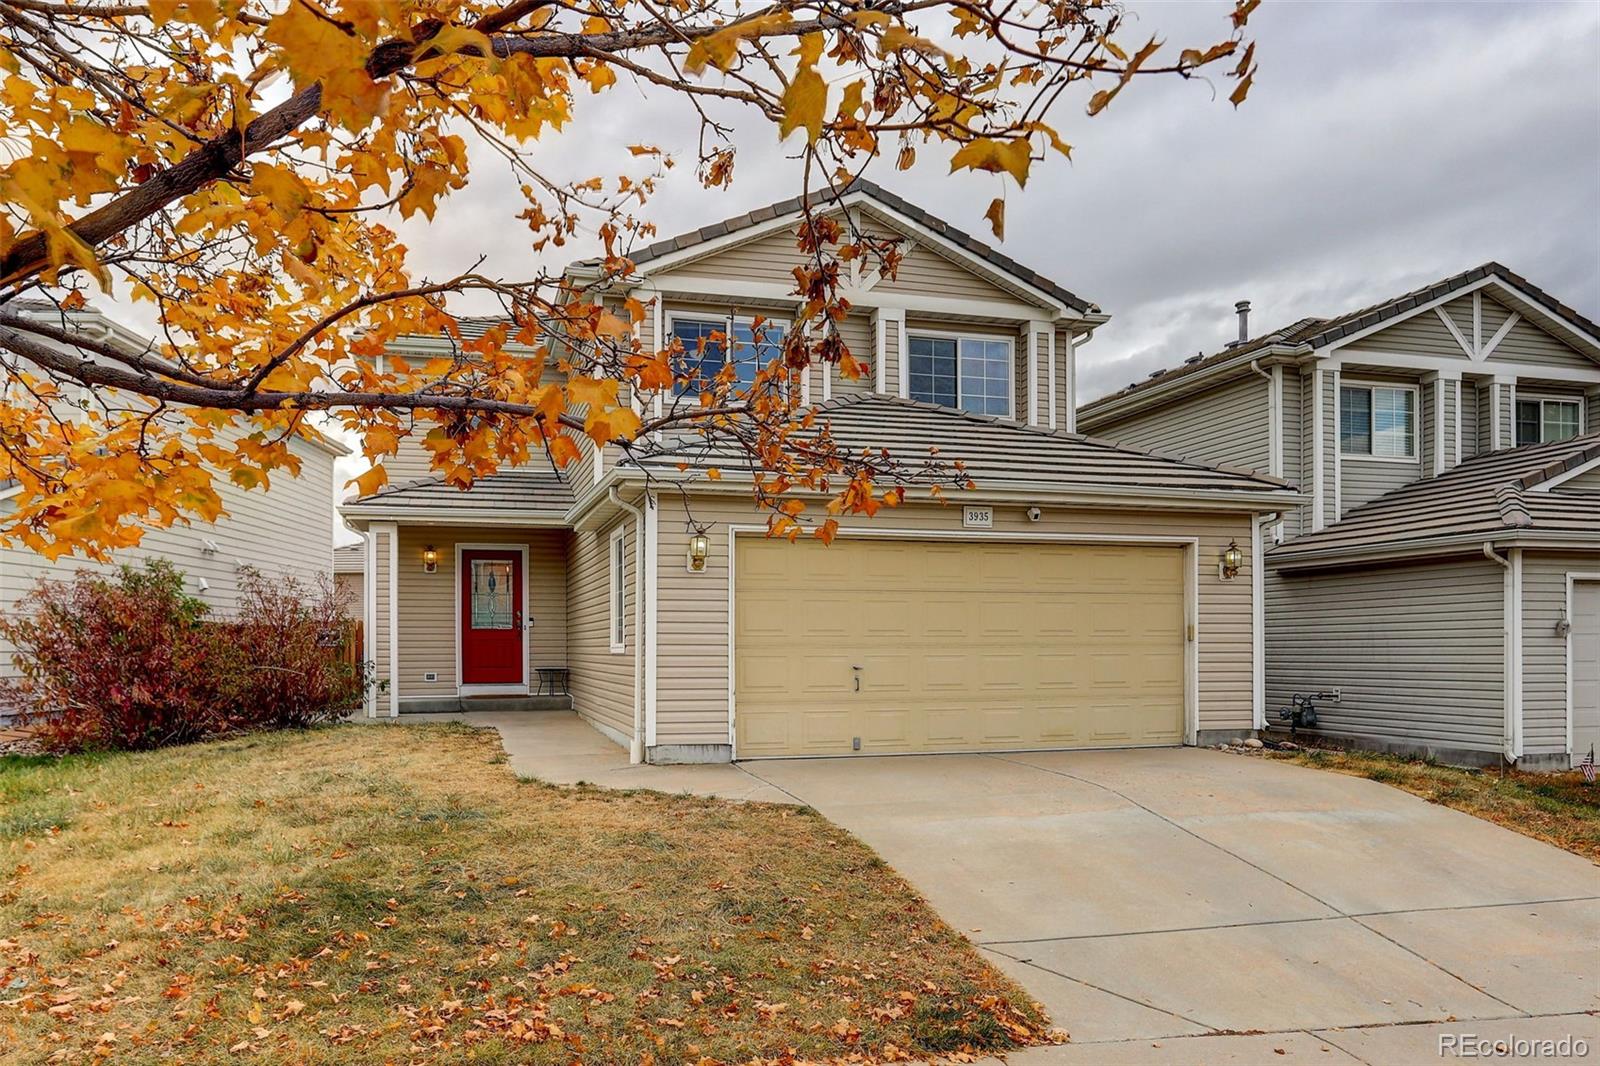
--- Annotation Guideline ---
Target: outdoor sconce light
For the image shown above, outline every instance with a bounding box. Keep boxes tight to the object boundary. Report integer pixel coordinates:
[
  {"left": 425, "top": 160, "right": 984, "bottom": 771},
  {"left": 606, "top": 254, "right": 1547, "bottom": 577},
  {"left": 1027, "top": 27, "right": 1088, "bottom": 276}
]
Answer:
[
  {"left": 1219, "top": 540, "right": 1244, "bottom": 581},
  {"left": 422, "top": 545, "right": 439, "bottom": 574},
  {"left": 1555, "top": 610, "right": 1573, "bottom": 638},
  {"left": 687, "top": 531, "right": 710, "bottom": 573}
]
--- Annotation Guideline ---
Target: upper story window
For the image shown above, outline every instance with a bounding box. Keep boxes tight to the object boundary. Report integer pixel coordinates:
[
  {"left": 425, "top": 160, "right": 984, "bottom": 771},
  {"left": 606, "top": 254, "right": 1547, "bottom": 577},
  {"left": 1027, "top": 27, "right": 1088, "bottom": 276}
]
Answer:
[
  {"left": 669, "top": 315, "right": 787, "bottom": 396},
  {"left": 1516, "top": 398, "right": 1581, "bottom": 446},
  {"left": 907, "top": 333, "right": 1012, "bottom": 417},
  {"left": 1340, "top": 384, "right": 1415, "bottom": 459}
]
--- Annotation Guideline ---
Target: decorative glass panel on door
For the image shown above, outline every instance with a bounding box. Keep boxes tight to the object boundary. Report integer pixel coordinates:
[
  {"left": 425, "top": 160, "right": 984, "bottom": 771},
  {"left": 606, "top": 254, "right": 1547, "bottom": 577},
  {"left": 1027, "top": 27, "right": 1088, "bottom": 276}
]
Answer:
[{"left": 471, "top": 560, "right": 515, "bottom": 629}]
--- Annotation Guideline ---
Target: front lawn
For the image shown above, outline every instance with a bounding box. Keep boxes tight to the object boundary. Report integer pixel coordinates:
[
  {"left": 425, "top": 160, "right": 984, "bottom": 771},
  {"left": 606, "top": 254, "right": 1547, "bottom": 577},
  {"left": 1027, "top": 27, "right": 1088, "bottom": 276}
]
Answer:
[
  {"left": 1264, "top": 745, "right": 1600, "bottom": 862},
  {"left": 0, "top": 725, "right": 1050, "bottom": 1064}
]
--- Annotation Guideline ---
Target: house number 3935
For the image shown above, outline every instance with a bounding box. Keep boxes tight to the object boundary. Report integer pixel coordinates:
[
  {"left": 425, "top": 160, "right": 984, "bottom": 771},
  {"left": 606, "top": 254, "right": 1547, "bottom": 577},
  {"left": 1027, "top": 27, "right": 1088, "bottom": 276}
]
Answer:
[{"left": 962, "top": 506, "right": 994, "bottom": 529}]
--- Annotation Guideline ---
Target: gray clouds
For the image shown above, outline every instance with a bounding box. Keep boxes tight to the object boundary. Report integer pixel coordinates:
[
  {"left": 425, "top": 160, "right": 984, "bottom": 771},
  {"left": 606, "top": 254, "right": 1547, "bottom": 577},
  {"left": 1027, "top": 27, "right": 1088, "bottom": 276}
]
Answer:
[{"left": 398, "top": 1, "right": 1600, "bottom": 400}]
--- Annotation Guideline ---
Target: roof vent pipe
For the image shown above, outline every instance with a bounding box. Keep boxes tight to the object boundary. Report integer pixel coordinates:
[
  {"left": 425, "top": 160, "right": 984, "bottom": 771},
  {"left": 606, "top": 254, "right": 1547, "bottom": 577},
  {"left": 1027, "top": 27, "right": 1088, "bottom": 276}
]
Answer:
[{"left": 1235, "top": 300, "right": 1252, "bottom": 344}]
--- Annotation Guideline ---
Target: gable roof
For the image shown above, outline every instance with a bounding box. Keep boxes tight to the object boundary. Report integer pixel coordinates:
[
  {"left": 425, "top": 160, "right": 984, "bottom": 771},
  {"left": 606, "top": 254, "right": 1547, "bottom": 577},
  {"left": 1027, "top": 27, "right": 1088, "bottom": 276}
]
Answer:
[
  {"left": 632, "top": 393, "right": 1299, "bottom": 505},
  {"left": 573, "top": 178, "right": 1098, "bottom": 316},
  {"left": 1080, "top": 262, "right": 1600, "bottom": 423},
  {"left": 1269, "top": 434, "right": 1600, "bottom": 569}
]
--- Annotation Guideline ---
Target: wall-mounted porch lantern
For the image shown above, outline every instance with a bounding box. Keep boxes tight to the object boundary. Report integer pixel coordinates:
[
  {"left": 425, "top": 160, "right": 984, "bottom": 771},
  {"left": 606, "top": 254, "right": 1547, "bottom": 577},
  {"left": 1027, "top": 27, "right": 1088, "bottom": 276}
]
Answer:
[
  {"left": 687, "top": 531, "right": 710, "bottom": 573},
  {"left": 422, "top": 544, "right": 439, "bottom": 574},
  {"left": 1219, "top": 540, "right": 1244, "bottom": 581}
]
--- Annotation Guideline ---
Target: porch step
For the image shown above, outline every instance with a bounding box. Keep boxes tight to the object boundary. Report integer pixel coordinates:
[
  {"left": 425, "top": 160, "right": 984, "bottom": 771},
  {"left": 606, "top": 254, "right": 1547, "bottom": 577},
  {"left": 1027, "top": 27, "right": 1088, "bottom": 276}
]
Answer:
[{"left": 399, "top": 695, "right": 573, "bottom": 714}]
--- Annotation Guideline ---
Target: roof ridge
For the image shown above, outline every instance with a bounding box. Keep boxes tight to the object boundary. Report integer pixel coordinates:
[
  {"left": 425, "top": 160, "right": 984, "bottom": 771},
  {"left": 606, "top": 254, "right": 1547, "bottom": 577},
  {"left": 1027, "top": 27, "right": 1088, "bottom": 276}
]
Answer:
[
  {"left": 1494, "top": 484, "right": 1534, "bottom": 529},
  {"left": 1513, "top": 432, "right": 1600, "bottom": 490}
]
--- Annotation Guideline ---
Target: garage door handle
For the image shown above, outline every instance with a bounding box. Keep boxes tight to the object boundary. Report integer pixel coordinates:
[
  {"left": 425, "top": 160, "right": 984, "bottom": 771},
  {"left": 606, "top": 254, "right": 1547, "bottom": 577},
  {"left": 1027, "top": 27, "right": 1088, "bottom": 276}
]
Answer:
[{"left": 852, "top": 664, "right": 861, "bottom": 692}]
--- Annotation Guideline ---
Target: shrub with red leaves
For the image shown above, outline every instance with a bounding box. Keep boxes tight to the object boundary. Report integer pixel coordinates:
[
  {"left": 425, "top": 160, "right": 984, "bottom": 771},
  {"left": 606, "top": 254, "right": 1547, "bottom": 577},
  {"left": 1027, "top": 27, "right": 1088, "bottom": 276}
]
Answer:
[
  {"left": 0, "top": 561, "right": 367, "bottom": 752},
  {"left": 217, "top": 567, "right": 367, "bottom": 731}
]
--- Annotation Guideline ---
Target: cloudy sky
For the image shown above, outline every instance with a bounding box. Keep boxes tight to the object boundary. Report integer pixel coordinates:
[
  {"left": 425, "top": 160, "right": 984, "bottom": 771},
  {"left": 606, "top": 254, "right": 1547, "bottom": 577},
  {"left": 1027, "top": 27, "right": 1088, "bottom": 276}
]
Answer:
[{"left": 366, "top": 0, "right": 1600, "bottom": 404}]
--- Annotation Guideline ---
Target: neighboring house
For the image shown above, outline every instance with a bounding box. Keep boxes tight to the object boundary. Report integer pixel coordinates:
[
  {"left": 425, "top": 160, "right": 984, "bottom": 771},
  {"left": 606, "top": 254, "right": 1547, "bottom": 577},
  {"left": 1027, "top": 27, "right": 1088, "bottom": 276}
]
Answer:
[
  {"left": 0, "top": 302, "right": 347, "bottom": 674},
  {"left": 1078, "top": 264, "right": 1600, "bottom": 768},
  {"left": 334, "top": 543, "right": 365, "bottom": 621},
  {"left": 340, "top": 180, "right": 1302, "bottom": 764}
]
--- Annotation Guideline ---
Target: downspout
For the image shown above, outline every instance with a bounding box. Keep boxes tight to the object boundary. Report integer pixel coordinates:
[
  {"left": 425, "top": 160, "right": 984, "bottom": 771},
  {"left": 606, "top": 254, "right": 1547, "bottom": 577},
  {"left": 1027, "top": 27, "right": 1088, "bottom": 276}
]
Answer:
[
  {"left": 609, "top": 486, "right": 647, "bottom": 764},
  {"left": 1482, "top": 543, "right": 1518, "bottom": 764},
  {"left": 1252, "top": 511, "right": 1279, "bottom": 732}
]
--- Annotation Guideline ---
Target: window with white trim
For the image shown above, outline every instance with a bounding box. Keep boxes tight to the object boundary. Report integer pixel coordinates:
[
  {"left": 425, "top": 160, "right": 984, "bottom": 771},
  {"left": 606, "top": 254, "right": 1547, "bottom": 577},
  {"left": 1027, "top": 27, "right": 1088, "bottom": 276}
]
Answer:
[
  {"left": 1515, "top": 398, "right": 1581, "bottom": 446},
  {"left": 608, "top": 528, "right": 626, "bottom": 651},
  {"left": 906, "top": 333, "right": 1012, "bottom": 416},
  {"left": 669, "top": 314, "right": 787, "bottom": 396},
  {"left": 1339, "top": 384, "right": 1415, "bottom": 458}
]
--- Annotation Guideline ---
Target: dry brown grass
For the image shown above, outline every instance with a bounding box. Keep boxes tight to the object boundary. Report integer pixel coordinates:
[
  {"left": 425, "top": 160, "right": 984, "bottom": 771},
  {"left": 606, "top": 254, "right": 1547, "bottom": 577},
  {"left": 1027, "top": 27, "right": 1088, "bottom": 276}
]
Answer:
[
  {"left": 0, "top": 724, "right": 1052, "bottom": 1064},
  {"left": 1267, "top": 746, "right": 1600, "bottom": 862}
]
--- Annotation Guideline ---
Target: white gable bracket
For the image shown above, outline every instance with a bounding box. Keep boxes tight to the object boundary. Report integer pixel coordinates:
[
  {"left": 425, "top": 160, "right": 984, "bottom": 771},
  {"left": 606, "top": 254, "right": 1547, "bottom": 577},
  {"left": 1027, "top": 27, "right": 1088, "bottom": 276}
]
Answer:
[{"left": 1434, "top": 306, "right": 1478, "bottom": 359}]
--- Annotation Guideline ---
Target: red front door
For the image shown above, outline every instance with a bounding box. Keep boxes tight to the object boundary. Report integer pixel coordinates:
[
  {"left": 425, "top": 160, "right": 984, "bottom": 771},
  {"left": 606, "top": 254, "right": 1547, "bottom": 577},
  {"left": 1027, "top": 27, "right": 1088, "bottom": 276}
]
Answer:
[{"left": 461, "top": 550, "right": 524, "bottom": 686}]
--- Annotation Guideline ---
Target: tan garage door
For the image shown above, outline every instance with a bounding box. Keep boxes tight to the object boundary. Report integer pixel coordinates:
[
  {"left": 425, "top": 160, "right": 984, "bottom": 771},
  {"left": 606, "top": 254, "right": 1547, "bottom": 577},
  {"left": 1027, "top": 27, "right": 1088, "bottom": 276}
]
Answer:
[{"left": 734, "top": 537, "right": 1187, "bottom": 757}]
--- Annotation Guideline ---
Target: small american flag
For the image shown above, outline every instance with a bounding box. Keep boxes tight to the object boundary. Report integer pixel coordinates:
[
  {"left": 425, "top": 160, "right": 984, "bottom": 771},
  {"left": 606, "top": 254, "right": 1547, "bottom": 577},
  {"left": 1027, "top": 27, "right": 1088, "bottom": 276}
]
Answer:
[{"left": 1581, "top": 746, "right": 1597, "bottom": 785}]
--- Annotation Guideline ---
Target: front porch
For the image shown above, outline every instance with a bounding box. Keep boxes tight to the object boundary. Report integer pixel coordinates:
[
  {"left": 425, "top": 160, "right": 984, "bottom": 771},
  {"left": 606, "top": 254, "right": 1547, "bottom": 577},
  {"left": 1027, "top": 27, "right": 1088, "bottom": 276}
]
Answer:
[{"left": 356, "top": 520, "right": 577, "bottom": 718}]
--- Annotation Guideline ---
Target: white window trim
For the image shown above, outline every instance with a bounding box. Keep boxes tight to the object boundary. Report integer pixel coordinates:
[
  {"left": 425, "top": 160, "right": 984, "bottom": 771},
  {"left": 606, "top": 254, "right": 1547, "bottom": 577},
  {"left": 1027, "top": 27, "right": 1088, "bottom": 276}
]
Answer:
[
  {"left": 608, "top": 525, "right": 627, "bottom": 653},
  {"left": 665, "top": 311, "right": 791, "bottom": 397},
  {"left": 1338, "top": 380, "right": 1420, "bottom": 462},
  {"left": 904, "top": 327, "right": 1016, "bottom": 419},
  {"left": 1514, "top": 394, "right": 1585, "bottom": 446}
]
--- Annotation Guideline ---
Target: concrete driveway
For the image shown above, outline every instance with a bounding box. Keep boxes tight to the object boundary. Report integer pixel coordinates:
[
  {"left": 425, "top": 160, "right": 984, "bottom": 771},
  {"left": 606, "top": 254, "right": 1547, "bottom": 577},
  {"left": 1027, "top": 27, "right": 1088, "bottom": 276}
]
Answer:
[{"left": 741, "top": 748, "right": 1600, "bottom": 1065}]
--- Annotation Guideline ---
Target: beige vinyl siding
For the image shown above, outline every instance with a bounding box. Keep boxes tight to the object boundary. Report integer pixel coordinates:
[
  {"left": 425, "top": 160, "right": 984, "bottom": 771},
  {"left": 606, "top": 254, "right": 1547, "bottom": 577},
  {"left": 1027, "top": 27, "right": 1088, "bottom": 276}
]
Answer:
[
  {"left": 1293, "top": 370, "right": 1314, "bottom": 538},
  {"left": 1081, "top": 374, "right": 1270, "bottom": 473},
  {"left": 831, "top": 312, "right": 876, "bottom": 399},
  {"left": 373, "top": 528, "right": 393, "bottom": 691},
  {"left": 652, "top": 493, "right": 1259, "bottom": 748},
  {"left": 566, "top": 517, "right": 635, "bottom": 740},
  {"left": 1320, "top": 371, "right": 1338, "bottom": 527},
  {"left": 1522, "top": 551, "right": 1600, "bottom": 756},
  {"left": 1559, "top": 467, "right": 1600, "bottom": 493},
  {"left": 1461, "top": 381, "right": 1480, "bottom": 459},
  {"left": 889, "top": 241, "right": 1019, "bottom": 303},
  {"left": 387, "top": 525, "right": 569, "bottom": 701},
  {"left": 1345, "top": 296, "right": 1472, "bottom": 358},
  {"left": 335, "top": 571, "right": 364, "bottom": 620},
  {"left": 657, "top": 223, "right": 1018, "bottom": 305},
  {"left": 0, "top": 435, "right": 337, "bottom": 671},
  {"left": 1491, "top": 315, "right": 1599, "bottom": 370},
  {"left": 1477, "top": 382, "right": 1495, "bottom": 454},
  {"left": 1341, "top": 458, "right": 1421, "bottom": 514},
  {"left": 1055, "top": 327, "right": 1074, "bottom": 430},
  {"left": 1498, "top": 382, "right": 1514, "bottom": 447},
  {"left": 1265, "top": 557, "right": 1506, "bottom": 755}
]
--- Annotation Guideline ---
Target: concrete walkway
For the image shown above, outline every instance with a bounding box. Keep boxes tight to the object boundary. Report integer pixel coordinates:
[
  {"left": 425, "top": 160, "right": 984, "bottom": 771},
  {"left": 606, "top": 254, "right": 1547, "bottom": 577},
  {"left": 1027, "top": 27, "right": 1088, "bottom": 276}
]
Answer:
[
  {"left": 396, "top": 710, "right": 800, "bottom": 803},
  {"left": 402, "top": 712, "right": 1598, "bottom": 1064}
]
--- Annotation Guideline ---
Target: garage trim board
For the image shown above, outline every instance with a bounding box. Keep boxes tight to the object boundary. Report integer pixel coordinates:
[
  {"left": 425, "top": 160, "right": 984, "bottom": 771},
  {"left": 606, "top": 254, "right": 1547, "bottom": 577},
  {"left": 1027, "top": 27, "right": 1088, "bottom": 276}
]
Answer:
[{"left": 726, "top": 526, "right": 1201, "bottom": 758}]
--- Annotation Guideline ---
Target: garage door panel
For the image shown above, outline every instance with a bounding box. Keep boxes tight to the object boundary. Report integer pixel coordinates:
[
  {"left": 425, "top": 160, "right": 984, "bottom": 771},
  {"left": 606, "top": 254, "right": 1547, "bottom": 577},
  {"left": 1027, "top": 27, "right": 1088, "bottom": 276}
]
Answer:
[{"left": 735, "top": 538, "right": 1187, "bottom": 756}]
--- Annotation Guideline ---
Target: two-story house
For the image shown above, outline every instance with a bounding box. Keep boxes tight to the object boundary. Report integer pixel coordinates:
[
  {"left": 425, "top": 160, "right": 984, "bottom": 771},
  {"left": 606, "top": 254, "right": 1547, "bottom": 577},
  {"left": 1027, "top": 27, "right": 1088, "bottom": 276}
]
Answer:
[
  {"left": 1079, "top": 265, "right": 1600, "bottom": 769},
  {"left": 0, "top": 301, "right": 348, "bottom": 679},
  {"left": 340, "top": 180, "right": 1302, "bottom": 764}
]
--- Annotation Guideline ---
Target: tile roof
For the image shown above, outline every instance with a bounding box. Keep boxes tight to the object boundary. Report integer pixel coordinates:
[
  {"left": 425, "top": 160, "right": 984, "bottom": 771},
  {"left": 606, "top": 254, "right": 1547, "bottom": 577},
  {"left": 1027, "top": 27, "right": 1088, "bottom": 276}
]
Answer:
[
  {"left": 634, "top": 394, "right": 1299, "bottom": 501},
  {"left": 342, "top": 466, "right": 575, "bottom": 518},
  {"left": 1081, "top": 262, "right": 1600, "bottom": 419},
  {"left": 1270, "top": 434, "right": 1600, "bottom": 564},
  {"left": 577, "top": 178, "right": 1098, "bottom": 315}
]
